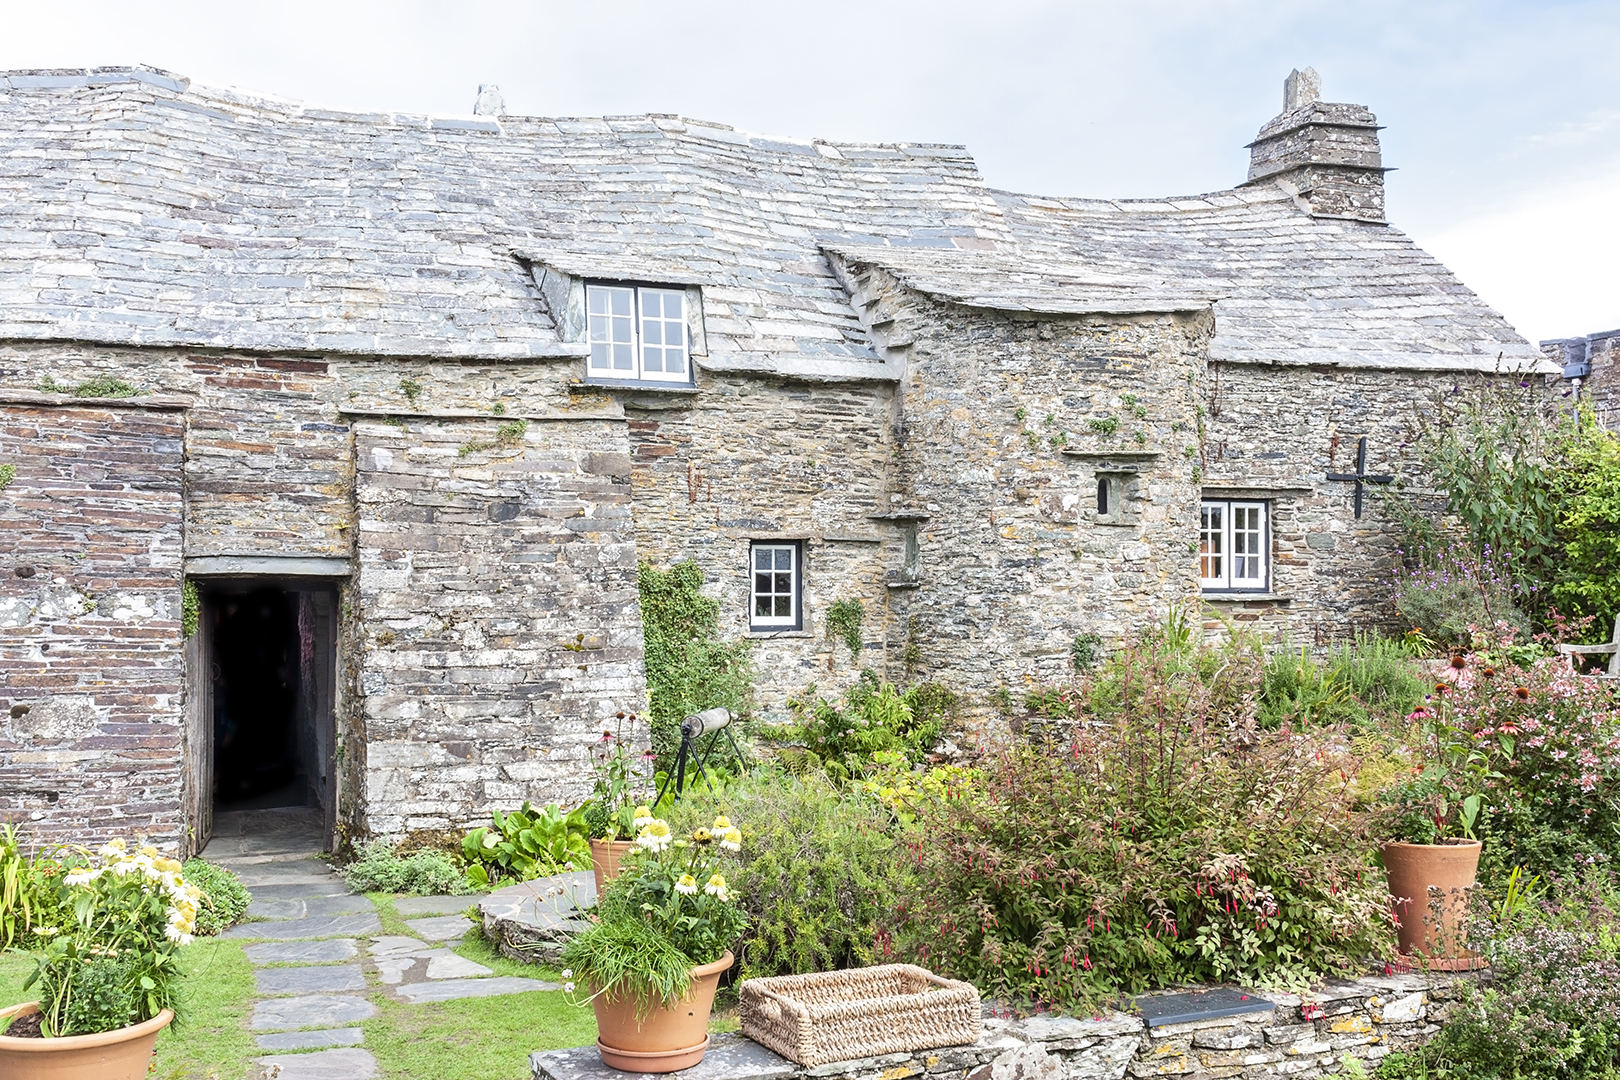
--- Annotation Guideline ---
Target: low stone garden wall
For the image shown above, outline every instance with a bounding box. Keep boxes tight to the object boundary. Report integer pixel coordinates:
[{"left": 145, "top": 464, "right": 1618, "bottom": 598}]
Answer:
[{"left": 531, "top": 972, "right": 1469, "bottom": 1080}]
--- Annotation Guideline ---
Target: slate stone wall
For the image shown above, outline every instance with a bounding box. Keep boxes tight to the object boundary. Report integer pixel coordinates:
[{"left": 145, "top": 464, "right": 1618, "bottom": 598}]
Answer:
[
  {"left": 0, "top": 398, "right": 187, "bottom": 849},
  {"left": 600, "top": 376, "right": 898, "bottom": 718},
  {"left": 351, "top": 415, "right": 644, "bottom": 837},
  {"left": 878, "top": 272, "right": 1211, "bottom": 703},
  {"left": 1587, "top": 331, "right": 1620, "bottom": 431}
]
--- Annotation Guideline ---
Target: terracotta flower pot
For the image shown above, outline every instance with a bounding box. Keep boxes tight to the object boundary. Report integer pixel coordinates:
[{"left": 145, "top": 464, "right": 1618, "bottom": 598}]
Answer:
[
  {"left": 1382, "top": 839, "right": 1482, "bottom": 965},
  {"left": 589, "top": 838, "right": 637, "bottom": 897},
  {"left": 0, "top": 1002, "right": 174, "bottom": 1080},
  {"left": 592, "top": 950, "right": 734, "bottom": 1072}
]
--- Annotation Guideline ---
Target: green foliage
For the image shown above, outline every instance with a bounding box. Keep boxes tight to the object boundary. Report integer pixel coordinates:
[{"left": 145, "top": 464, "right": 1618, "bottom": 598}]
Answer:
[
  {"left": 343, "top": 841, "right": 473, "bottom": 896},
  {"left": 1394, "top": 547, "right": 1528, "bottom": 646},
  {"left": 39, "top": 374, "right": 142, "bottom": 398},
  {"left": 39, "top": 950, "right": 143, "bottom": 1036},
  {"left": 1087, "top": 416, "right": 1119, "bottom": 437},
  {"left": 1551, "top": 413, "right": 1620, "bottom": 629},
  {"left": 0, "top": 825, "right": 41, "bottom": 949},
  {"left": 459, "top": 802, "right": 588, "bottom": 889},
  {"left": 825, "top": 598, "right": 865, "bottom": 658},
  {"left": 1071, "top": 632, "right": 1103, "bottom": 672},
  {"left": 560, "top": 809, "right": 746, "bottom": 1015},
  {"left": 581, "top": 724, "right": 653, "bottom": 841},
  {"left": 1255, "top": 634, "right": 1425, "bottom": 730},
  {"left": 778, "top": 671, "right": 948, "bottom": 781},
  {"left": 668, "top": 770, "right": 916, "bottom": 980},
  {"left": 181, "top": 579, "right": 200, "bottom": 640},
  {"left": 496, "top": 419, "right": 528, "bottom": 443},
  {"left": 180, "top": 859, "right": 249, "bottom": 936},
  {"left": 0, "top": 463, "right": 13, "bottom": 492},
  {"left": 638, "top": 560, "right": 753, "bottom": 773},
  {"left": 903, "top": 639, "right": 1393, "bottom": 1010},
  {"left": 399, "top": 376, "right": 423, "bottom": 405}
]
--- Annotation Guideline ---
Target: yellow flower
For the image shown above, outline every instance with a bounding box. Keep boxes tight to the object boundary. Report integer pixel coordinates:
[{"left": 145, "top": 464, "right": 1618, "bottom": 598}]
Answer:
[
  {"left": 632, "top": 805, "right": 654, "bottom": 829},
  {"left": 720, "top": 827, "right": 742, "bottom": 852},
  {"left": 675, "top": 874, "right": 699, "bottom": 896},
  {"left": 711, "top": 815, "right": 732, "bottom": 831},
  {"left": 704, "top": 874, "right": 730, "bottom": 901},
  {"left": 637, "top": 819, "right": 673, "bottom": 853},
  {"left": 691, "top": 828, "right": 713, "bottom": 844}
]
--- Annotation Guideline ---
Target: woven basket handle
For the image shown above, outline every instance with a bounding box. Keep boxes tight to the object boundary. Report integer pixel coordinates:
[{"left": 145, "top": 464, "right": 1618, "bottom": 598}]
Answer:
[{"left": 755, "top": 997, "right": 781, "bottom": 1022}]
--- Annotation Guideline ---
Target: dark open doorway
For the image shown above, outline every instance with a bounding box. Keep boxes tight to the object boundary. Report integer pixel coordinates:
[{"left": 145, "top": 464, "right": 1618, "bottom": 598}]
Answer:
[{"left": 189, "top": 580, "right": 337, "bottom": 847}]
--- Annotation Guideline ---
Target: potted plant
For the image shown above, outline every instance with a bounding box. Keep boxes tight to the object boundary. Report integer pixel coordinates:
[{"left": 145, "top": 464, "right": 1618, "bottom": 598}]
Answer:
[
  {"left": 562, "top": 813, "right": 746, "bottom": 1072},
  {"left": 0, "top": 839, "right": 200, "bottom": 1080},
  {"left": 582, "top": 716, "right": 654, "bottom": 895},
  {"left": 1379, "top": 661, "right": 1496, "bottom": 968}
]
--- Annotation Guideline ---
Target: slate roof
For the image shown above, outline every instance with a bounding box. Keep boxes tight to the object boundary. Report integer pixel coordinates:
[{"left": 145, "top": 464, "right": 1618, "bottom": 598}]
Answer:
[{"left": 0, "top": 66, "right": 1554, "bottom": 378}]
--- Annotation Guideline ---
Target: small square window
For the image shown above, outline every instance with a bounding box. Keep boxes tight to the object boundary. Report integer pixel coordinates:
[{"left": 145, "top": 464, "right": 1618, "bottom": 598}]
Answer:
[
  {"left": 750, "top": 542, "right": 801, "bottom": 630},
  {"left": 1200, "top": 500, "right": 1269, "bottom": 592},
  {"left": 586, "top": 283, "right": 691, "bottom": 384}
]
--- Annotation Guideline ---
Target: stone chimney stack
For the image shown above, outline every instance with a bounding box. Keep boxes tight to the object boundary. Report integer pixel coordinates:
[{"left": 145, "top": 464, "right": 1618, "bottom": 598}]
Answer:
[{"left": 1244, "top": 68, "right": 1388, "bottom": 222}]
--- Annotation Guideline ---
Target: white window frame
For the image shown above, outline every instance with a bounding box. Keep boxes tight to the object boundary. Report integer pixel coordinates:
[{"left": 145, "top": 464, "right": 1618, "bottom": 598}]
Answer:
[
  {"left": 749, "top": 542, "right": 802, "bottom": 630},
  {"left": 1200, "top": 500, "right": 1269, "bottom": 592},
  {"left": 586, "top": 283, "right": 691, "bottom": 385}
]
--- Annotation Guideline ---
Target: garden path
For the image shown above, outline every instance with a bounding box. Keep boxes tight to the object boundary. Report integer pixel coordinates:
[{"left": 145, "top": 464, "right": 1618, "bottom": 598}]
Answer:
[{"left": 201, "top": 811, "right": 558, "bottom": 1080}]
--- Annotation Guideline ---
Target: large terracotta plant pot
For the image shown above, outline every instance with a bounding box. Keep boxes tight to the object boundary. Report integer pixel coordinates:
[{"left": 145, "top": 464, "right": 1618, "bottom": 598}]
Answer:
[
  {"left": 589, "top": 839, "right": 636, "bottom": 897},
  {"left": 592, "top": 950, "right": 734, "bottom": 1072},
  {"left": 1382, "top": 839, "right": 1483, "bottom": 968},
  {"left": 0, "top": 1002, "right": 174, "bottom": 1080}
]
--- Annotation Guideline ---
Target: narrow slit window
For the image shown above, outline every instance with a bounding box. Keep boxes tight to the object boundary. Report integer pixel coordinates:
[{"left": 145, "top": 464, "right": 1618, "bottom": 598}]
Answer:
[
  {"left": 750, "top": 542, "right": 801, "bottom": 630},
  {"left": 1097, "top": 476, "right": 1111, "bottom": 516}
]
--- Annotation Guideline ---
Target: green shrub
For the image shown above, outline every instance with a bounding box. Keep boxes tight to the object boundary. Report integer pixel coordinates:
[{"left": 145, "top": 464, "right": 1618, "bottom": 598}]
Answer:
[
  {"left": 903, "top": 641, "right": 1393, "bottom": 1010},
  {"left": 667, "top": 769, "right": 917, "bottom": 980},
  {"left": 182, "top": 859, "right": 250, "bottom": 936},
  {"left": 1256, "top": 634, "right": 1425, "bottom": 729},
  {"left": 777, "top": 671, "right": 949, "bottom": 781},
  {"left": 1394, "top": 548, "right": 1529, "bottom": 645},
  {"left": 460, "top": 802, "right": 590, "bottom": 889},
  {"left": 639, "top": 561, "right": 754, "bottom": 773},
  {"left": 37, "top": 951, "right": 143, "bottom": 1036},
  {"left": 342, "top": 842, "right": 471, "bottom": 896}
]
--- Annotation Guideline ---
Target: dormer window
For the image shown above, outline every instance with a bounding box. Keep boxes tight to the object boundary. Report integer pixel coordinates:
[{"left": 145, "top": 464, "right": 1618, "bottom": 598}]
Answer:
[{"left": 587, "top": 284, "right": 691, "bottom": 384}]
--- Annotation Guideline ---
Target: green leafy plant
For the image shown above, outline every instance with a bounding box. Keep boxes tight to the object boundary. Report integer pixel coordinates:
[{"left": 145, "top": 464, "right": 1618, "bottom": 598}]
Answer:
[
  {"left": 582, "top": 720, "right": 653, "bottom": 841},
  {"left": 181, "top": 579, "right": 200, "bottom": 640},
  {"left": 560, "top": 810, "right": 746, "bottom": 1016},
  {"left": 1071, "top": 632, "right": 1103, "bottom": 672},
  {"left": 825, "top": 599, "right": 865, "bottom": 659},
  {"left": 777, "top": 671, "right": 948, "bottom": 781},
  {"left": 1086, "top": 416, "right": 1119, "bottom": 437},
  {"left": 0, "top": 463, "right": 14, "bottom": 493},
  {"left": 1, "top": 824, "right": 37, "bottom": 949},
  {"left": 639, "top": 561, "right": 753, "bottom": 773},
  {"left": 23, "top": 839, "right": 201, "bottom": 1035},
  {"left": 181, "top": 859, "right": 250, "bottom": 936},
  {"left": 399, "top": 377, "right": 423, "bottom": 406},
  {"left": 39, "top": 374, "right": 142, "bottom": 398},
  {"left": 459, "top": 802, "right": 589, "bottom": 889},
  {"left": 344, "top": 841, "right": 472, "bottom": 895}
]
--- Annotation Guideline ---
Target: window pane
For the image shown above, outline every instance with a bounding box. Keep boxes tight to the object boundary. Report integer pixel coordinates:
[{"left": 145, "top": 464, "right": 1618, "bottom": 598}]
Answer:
[
  {"left": 755, "top": 597, "right": 771, "bottom": 617},
  {"left": 611, "top": 290, "right": 631, "bottom": 316},
  {"left": 755, "top": 573, "right": 771, "bottom": 593},
  {"left": 590, "top": 342, "right": 609, "bottom": 369},
  {"left": 642, "top": 291, "right": 662, "bottom": 318},
  {"left": 663, "top": 351, "right": 685, "bottom": 376},
  {"left": 774, "top": 596, "right": 791, "bottom": 617},
  {"left": 613, "top": 344, "right": 634, "bottom": 370},
  {"left": 775, "top": 549, "right": 792, "bottom": 570},
  {"left": 755, "top": 549, "right": 770, "bottom": 570},
  {"left": 611, "top": 316, "right": 633, "bottom": 344},
  {"left": 773, "top": 572, "right": 791, "bottom": 593},
  {"left": 643, "top": 347, "right": 663, "bottom": 373},
  {"left": 643, "top": 320, "right": 663, "bottom": 346},
  {"left": 589, "top": 314, "right": 607, "bottom": 339},
  {"left": 589, "top": 290, "right": 607, "bottom": 314}
]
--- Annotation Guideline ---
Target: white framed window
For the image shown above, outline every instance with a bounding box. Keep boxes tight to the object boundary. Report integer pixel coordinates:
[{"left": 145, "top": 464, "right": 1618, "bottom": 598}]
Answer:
[
  {"left": 750, "top": 542, "right": 801, "bottom": 630},
  {"left": 586, "top": 284, "right": 690, "bottom": 384},
  {"left": 1200, "top": 500, "right": 1268, "bottom": 592}
]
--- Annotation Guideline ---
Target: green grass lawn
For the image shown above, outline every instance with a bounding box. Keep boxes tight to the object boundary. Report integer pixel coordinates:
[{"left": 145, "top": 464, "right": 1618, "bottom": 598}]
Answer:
[{"left": 3, "top": 898, "right": 610, "bottom": 1080}]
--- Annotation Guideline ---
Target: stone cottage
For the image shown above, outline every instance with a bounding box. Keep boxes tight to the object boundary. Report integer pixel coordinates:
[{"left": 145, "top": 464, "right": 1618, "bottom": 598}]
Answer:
[{"left": 0, "top": 65, "right": 1558, "bottom": 852}]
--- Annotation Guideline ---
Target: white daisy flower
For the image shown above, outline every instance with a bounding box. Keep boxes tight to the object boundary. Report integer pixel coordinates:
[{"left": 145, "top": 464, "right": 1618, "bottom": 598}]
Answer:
[
  {"left": 636, "top": 819, "right": 673, "bottom": 853},
  {"left": 675, "top": 874, "right": 699, "bottom": 895}
]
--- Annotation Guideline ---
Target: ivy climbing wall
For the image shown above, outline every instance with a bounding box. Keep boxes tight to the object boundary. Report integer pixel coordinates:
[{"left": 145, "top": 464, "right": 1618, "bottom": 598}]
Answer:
[{"left": 0, "top": 397, "right": 187, "bottom": 848}]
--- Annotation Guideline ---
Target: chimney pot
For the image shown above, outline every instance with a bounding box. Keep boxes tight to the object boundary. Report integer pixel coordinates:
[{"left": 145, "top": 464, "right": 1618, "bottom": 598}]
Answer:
[
  {"left": 474, "top": 84, "right": 506, "bottom": 117},
  {"left": 1283, "top": 67, "right": 1321, "bottom": 111},
  {"left": 1243, "top": 70, "right": 1387, "bottom": 222}
]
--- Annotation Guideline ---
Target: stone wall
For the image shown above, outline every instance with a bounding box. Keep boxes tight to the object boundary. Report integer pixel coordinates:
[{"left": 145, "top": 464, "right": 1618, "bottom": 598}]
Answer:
[
  {"left": 351, "top": 414, "right": 645, "bottom": 837},
  {"left": 0, "top": 395, "right": 187, "bottom": 849},
  {"left": 533, "top": 973, "right": 1466, "bottom": 1080},
  {"left": 877, "top": 270, "right": 1210, "bottom": 699}
]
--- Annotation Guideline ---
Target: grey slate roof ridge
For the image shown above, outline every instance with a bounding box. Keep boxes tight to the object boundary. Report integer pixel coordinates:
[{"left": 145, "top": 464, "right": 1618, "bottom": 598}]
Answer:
[{"left": 0, "top": 65, "right": 1559, "bottom": 376}]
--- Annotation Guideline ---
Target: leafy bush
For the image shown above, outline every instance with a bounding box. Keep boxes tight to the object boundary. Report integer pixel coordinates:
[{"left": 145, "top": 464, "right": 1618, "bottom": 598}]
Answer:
[
  {"left": 1387, "top": 872, "right": 1620, "bottom": 1079},
  {"left": 1394, "top": 547, "right": 1529, "bottom": 645},
  {"left": 777, "top": 671, "right": 950, "bottom": 781},
  {"left": 639, "top": 561, "right": 754, "bottom": 773},
  {"left": 34, "top": 951, "right": 143, "bottom": 1037},
  {"left": 181, "top": 859, "right": 251, "bottom": 936},
  {"left": 1552, "top": 414, "right": 1620, "bottom": 629},
  {"left": 901, "top": 641, "right": 1393, "bottom": 1010},
  {"left": 460, "top": 801, "right": 590, "bottom": 889},
  {"left": 343, "top": 841, "right": 471, "bottom": 896},
  {"left": 667, "top": 769, "right": 918, "bottom": 981}
]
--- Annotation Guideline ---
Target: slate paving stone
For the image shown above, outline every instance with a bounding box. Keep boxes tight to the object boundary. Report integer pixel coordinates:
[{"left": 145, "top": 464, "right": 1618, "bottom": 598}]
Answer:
[
  {"left": 532, "top": 1033, "right": 793, "bottom": 1080},
  {"left": 241, "top": 881, "right": 351, "bottom": 902},
  {"left": 250, "top": 994, "right": 377, "bottom": 1031},
  {"left": 255, "top": 1027, "right": 365, "bottom": 1051},
  {"left": 248, "top": 894, "right": 374, "bottom": 921},
  {"left": 404, "top": 914, "right": 474, "bottom": 941},
  {"left": 395, "top": 894, "right": 475, "bottom": 916},
  {"left": 229, "top": 865, "right": 345, "bottom": 889},
  {"left": 425, "top": 951, "right": 493, "bottom": 979},
  {"left": 246, "top": 939, "right": 358, "bottom": 966},
  {"left": 224, "top": 912, "right": 382, "bottom": 941},
  {"left": 246, "top": 899, "right": 307, "bottom": 920},
  {"left": 256, "top": 1047, "right": 378, "bottom": 1080},
  {"left": 369, "top": 935, "right": 428, "bottom": 956},
  {"left": 255, "top": 964, "right": 366, "bottom": 996},
  {"left": 375, "top": 955, "right": 419, "bottom": 985},
  {"left": 395, "top": 975, "right": 558, "bottom": 1003}
]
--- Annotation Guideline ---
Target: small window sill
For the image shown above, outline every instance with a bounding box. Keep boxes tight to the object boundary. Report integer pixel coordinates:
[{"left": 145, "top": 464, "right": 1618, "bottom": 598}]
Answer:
[
  {"left": 571, "top": 380, "right": 700, "bottom": 394},
  {"left": 747, "top": 628, "right": 812, "bottom": 639},
  {"left": 1201, "top": 592, "right": 1290, "bottom": 603}
]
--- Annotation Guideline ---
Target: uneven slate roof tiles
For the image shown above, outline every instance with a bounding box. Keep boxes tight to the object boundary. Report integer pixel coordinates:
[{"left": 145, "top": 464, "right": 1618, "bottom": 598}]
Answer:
[{"left": 0, "top": 65, "right": 1554, "bottom": 377}]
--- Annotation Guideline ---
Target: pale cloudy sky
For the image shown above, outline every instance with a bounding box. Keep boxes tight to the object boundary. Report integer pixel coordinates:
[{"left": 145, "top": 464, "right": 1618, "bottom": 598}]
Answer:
[{"left": 5, "top": 1, "right": 1616, "bottom": 345}]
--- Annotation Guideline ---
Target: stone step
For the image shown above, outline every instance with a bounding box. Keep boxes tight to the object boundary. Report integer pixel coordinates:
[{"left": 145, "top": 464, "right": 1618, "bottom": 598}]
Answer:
[
  {"left": 255, "top": 964, "right": 367, "bottom": 996},
  {"left": 403, "top": 914, "right": 474, "bottom": 941},
  {"left": 246, "top": 939, "right": 358, "bottom": 966},
  {"left": 257, "top": 1047, "right": 378, "bottom": 1080},
  {"left": 224, "top": 912, "right": 383, "bottom": 941},
  {"left": 250, "top": 994, "right": 376, "bottom": 1031},
  {"left": 255, "top": 1027, "right": 365, "bottom": 1052},
  {"left": 395, "top": 975, "right": 558, "bottom": 1003},
  {"left": 247, "top": 894, "right": 375, "bottom": 921}
]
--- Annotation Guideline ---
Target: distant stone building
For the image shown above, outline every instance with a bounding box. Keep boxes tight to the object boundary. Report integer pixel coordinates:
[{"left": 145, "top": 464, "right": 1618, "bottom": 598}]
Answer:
[
  {"left": 0, "top": 66, "right": 1558, "bottom": 852},
  {"left": 1543, "top": 329, "right": 1620, "bottom": 430}
]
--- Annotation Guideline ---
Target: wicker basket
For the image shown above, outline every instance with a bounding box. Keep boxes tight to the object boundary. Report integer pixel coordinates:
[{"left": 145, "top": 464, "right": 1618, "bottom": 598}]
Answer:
[{"left": 739, "top": 965, "right": 981, "bottom": 1066}]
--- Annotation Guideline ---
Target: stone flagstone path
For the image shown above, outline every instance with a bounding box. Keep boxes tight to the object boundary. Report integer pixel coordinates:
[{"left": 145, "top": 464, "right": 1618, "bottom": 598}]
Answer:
[{"left": 203, "top": 809, "right": 559, "bottom": 1080}]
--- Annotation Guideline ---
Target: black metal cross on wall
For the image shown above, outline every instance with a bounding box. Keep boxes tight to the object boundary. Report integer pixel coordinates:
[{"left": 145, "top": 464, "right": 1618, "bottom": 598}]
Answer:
[{"left": 1326, "top": 436, "right": 1393, "bottom": 519}]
